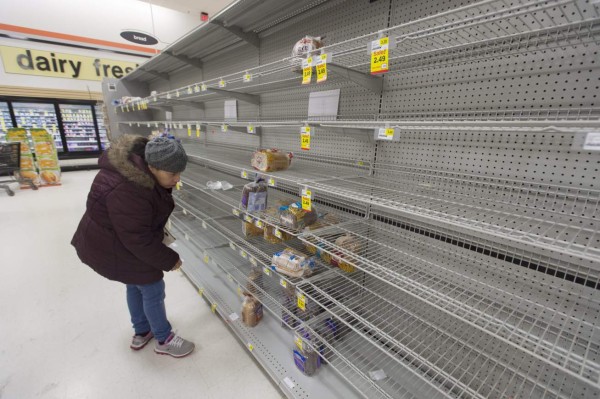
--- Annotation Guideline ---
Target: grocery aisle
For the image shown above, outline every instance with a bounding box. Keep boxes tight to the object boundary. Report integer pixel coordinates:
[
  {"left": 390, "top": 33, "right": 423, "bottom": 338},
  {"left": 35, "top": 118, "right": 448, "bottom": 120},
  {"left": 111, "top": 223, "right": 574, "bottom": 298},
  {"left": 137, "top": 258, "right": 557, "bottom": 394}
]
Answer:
[{"left": 0, "top": 171, "right": 284, "bottom": 399}]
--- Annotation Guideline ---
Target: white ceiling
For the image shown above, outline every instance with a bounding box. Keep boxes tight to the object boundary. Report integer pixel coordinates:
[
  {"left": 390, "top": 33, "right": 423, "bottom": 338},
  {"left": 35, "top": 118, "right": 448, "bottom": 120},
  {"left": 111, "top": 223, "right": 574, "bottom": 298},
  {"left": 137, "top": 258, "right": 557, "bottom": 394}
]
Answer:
[{"left": 141, "top": 0, "right": 236, "bottom": 17}]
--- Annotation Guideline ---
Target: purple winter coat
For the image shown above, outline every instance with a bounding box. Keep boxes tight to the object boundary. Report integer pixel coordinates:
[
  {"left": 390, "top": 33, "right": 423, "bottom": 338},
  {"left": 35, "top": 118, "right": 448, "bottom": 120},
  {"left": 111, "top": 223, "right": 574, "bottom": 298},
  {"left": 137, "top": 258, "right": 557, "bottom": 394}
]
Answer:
[{"left": 71, "top": 135, "right": 179, "bottom": 285}]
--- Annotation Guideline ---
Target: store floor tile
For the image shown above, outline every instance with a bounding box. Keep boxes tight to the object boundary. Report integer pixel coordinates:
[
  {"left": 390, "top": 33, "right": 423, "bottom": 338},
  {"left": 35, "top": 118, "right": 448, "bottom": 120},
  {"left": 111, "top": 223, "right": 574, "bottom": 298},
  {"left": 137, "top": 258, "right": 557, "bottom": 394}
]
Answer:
[{"left": 0, "top": 170, "right": 284, "bottom": 399}]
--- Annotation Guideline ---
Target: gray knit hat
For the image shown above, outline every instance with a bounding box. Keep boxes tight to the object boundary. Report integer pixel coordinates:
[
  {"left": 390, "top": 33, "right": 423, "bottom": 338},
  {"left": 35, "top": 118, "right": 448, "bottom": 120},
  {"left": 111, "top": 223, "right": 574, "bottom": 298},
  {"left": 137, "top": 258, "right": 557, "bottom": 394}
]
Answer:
[{"left": 145, "top": 137, "right": 188, "bottom": 173}]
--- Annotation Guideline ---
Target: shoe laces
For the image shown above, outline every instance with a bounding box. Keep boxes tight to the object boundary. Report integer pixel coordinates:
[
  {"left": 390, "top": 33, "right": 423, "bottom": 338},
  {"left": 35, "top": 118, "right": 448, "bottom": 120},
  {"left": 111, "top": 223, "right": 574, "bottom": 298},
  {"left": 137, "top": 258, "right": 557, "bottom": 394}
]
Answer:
[{"left": 168, "top": 334, "right": 185, "bottom": 349}]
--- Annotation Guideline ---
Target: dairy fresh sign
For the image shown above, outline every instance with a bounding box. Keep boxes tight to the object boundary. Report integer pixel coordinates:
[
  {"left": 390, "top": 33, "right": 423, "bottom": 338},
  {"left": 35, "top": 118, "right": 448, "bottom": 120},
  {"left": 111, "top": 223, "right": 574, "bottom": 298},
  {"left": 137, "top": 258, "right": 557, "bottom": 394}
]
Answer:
[{"left": 0, "top": 45, "right": 139, "bottom": 81}]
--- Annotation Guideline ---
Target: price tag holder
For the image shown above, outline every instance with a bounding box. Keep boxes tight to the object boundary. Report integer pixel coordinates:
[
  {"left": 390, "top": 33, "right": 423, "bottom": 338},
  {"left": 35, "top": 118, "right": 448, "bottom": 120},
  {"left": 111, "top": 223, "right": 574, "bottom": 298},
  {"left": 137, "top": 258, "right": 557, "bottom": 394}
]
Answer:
[
  {"left": 316, "top": 53, "right": 328, "bottom": 83},
  {"left": 243, "top": 72, "right": 252, "bottom": 83},
  {"left": 297, "top": 293, "right": 306, "bottom": 311},
  {"left": 301, "top": 126, "right": 311, "bottom": 151},
  {"left": 280, "top": 279, "right": 287, "bottom": 288},
  {"left": 241, "top": 170, "right": 249, "bottom": 179},
  {"left": 221, "top": 124, "right": 228, "bottom": 132},
  {"left": 247, "top": 125, "right": 255, "bottom": 134},
  {"left": 196, "top": 124, "right": 201, "bottom": 137},
  {"left": 583, "top": 132, "right": 600, "bottom": 150},
  {"left": 211, "top": 303, "right": 217, "bottom": 313},
  {"left": 247, "top": 343, "right": 254, "bottom": 351},
  {"left": 185, "top": 233, "right": 189, "bottom": 241},
  {"left": 250, "top": 257, "right": 258, "bottom": 267},
  {"left": 274, "top": 229, "right": 283, "bottom": 239},
  {"left": 202, "top": 221, "right": 208, "bottom": 229},
  {"left": 201, "top": 84, "right": 208, "bottom": 91},
  {"left": 228, "top": 312, "right": 239, "bottom": 322},
  {"left": 176, "top": 182, "right": 181, "bottom": 190},
  {"left": 244, "top": 215, "right": 253, "bottom": 223},
  {"left": 187, "top": 125, "right": 192, "bottom": 137},
  {"left": 176, "top": 91, "right": 180, "bottom": 98},
  {"left": 377, "top": 127, "right": 395, "bottom": 141},
  {"left": 255, "top": 220, "right": 263, "bottom": 229},
  {"left": 240, "top": 250, "right": 248, "bottom": 259},
  {"left": 167, "top": 93, "right": 171, "bottom": 100},
  {"left": 302, "top": 57, "right": 313, "bottom": 85},
  {"left": 301, "top": 188, "right": 312, "bottom": 211},
  {"left": 370, "top": 36, "right": 389, "bottom": 74},
  {"left": 228, "top": 274, "right": 234, "bottom": 282},
  {"left": 219, "top": 79, "right": 226, "bottom": 88},
  {"left": 268, "top": 177, "right": 276, "bottom": 187},
  {"left": 263, "top": 267, "right": 271, "bottom": 276},
  {"left": 198, "top": 288, "right": 205, "bottom": 297},
  {"left": 229, "top": 242, "right": 236, "bottom": 250},
  {"left": 232, "top": 208, "right": 241, "bottom": 217},
  {"left": 182, "top": 208, "right": 188, "bottom": 215}
]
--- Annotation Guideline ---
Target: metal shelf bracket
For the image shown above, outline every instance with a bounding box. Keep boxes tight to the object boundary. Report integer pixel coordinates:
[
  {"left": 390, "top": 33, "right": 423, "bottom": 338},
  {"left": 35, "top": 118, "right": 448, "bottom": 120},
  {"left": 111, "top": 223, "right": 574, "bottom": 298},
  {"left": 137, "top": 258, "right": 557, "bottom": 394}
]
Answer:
[
  {"left": 206, "top": 88, "right": 260, "bottom": 105},
  {"left": 211, "top": 20, "right": 260, "bottom": 48},
  {"left": 328, "top": 63, "right": 383, "bottom": 94},
  {"left": 164, "top": 51, "right": 204, "bottom": 71}
]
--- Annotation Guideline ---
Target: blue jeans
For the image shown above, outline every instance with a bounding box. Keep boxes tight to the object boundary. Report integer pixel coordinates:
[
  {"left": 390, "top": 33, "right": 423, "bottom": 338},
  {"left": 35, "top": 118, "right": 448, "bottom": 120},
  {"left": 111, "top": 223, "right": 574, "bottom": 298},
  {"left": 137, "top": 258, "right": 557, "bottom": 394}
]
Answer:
[{"left": 126, "top": 279, "right": 172, "bottom": 342}]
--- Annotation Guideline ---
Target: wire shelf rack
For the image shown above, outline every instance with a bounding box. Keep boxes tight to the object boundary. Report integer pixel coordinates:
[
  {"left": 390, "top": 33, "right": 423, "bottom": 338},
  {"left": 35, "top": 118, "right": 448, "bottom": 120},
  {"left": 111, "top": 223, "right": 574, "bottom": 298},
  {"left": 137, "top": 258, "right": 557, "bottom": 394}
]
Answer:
[
  {"left": 297, "top": 270, "right": 596, "bottom": 399},
  {"left": 303, "top": 162, "right": 600, "bottom": 264},
  {"left": 297, "top": 219, "right": 600, "bottom": 390}
]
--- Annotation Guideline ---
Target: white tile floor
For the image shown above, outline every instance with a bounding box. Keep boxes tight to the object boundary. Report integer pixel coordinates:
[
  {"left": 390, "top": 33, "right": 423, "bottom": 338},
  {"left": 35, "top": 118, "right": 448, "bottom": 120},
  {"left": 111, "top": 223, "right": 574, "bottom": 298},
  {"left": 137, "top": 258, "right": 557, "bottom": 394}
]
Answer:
[{"left": 0, "top": 171, "right": 284, "bottom": 399}]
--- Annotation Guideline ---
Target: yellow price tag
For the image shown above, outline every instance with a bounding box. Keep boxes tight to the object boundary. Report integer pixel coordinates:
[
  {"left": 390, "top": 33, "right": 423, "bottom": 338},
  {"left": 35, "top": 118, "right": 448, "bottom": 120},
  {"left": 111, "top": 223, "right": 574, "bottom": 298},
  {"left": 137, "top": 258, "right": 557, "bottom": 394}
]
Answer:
[
  {"left": 187, "top": 126, "right": 191, "bottom": 137},
  {"left": 241, "top": 170, "right": 248, "bottom": 179},
  {"left": 211, "top": 303, "right": 217, "bottom": 313},
  {"left": 268, "top": 178, "right": 276, "bottom": 187},
  {"left": 255, "top": 220, "right": 263, "bottom": 228},
  {"left": 301, "top": 126, "right": 311, "bottom": 151},
  {"left": 240, "top": 250, "right": 248, "bottom": 259},
  {"left": 187, "top": 87, "right": 193, "bottom": 95},
  {"left": 297, "top": 294, "right": 306, "bottom": 311},
  {"left": 219, "top": 79, "right": 226, "bottom": 88},
  {"left": 274, "top": 229, "right": 282, "bottom": 239},
  {"left": 377, "top": 127, "right": 395, "bottom": 141},
  {"left": 201, "top": 84, "right": 207, "bottom": 91},
  {"left": 204, "top": 254, "right": 209, "bottom": 264},
  {"left": 263, "top": 267, "right": 271, "bottom": 276},
  {"left": 247, "top": 343, "right": 254, "bottom": 351},
  {"left": 371, "top": 37, "right": 389, "bottom": 74},
  {"left": 237, "top": 286, "right": 243, "bottom": 296},
  {"left": 233, "top": 209, "right": 240, "bottom": 217},
  {"left": 247, "top": 125, "right": 255, "bottom": 134},
  {"left": 302, "top": 57, "right": 313, "bottom": 85},
  {"left": 176, "top": 182, "right": 181, "bottom": 190},
  {"left": 198, "top": 288, "right": 205, "bottom": 297},
  {"left": 221, "top": 124, "right": 228, "bottom": 132},
  {"left": 194, "top": 85, "right": 200, "bottom": 93},
  {"left": 280, "top": 279, "right": 287, "bottom": 288},
  {"left": 295, "top": 336, "right": 303, "bottom": 351},
  {"left": 301, "top": 188, "right": 312, "bottom": 211},
  {"left": 196, "top": 125, "right": 201, "bottom": 137},
  {"left": 243, "top": 73, "right": 252, "bottom": 83},
  {"left": 244, "top": 215, "right": 253, "bottom": 223},
  {"left": 316, "top": 54, "right": 327, "bottom": 83}
]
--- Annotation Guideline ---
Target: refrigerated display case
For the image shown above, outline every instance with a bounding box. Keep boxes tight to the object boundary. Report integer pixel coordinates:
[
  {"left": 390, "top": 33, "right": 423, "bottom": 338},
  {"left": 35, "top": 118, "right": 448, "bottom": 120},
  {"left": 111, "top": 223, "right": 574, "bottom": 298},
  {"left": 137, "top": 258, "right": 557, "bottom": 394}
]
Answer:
[
  {"left": 11, "top": 102, "right": 63, "bottom": 152},
  {"left": 0, "top": 102, "right": 13, "bottom": 142},
  {"left": 59, "top": 104, "right": 99, "bottom": 152},
  {"left": 94, "top": 104, "right": 109, "bottom": 150}
]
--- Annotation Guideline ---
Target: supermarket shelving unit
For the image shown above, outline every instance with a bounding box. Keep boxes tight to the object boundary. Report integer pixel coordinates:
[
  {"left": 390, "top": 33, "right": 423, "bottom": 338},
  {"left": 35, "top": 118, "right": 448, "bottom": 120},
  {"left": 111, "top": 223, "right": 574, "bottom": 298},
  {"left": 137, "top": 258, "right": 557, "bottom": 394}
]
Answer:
[{"left": 105, "top": 0, "right": 600, "bottom": 398}]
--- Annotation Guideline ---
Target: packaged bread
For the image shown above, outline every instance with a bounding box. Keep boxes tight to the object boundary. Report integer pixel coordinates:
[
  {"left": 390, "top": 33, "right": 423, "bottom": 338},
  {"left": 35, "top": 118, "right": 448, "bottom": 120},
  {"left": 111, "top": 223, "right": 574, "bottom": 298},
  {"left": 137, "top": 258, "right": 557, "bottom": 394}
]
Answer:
[
  {"left": 330, "top": 234, "right": 362, "bottom": 273},
  {"left": 251, "top": 149, "right": 293, "bottom": 172},
  {"left": 241, "top": 179, "right": 268, "bottom": 211},
  {"left": 304, "top": 241, "right": 333, "bottom": 265},
  {"left": 241, "top": 295, "right": 263, "bottom": 327},
  {"left": 279, "top": 202, "right": 318, "bottom": 230},
  {"left": 271, "top": 248, "right": 315, "bottom": 278},
  {"left": 293, "top": 327, "right": 323, "bottom": 376},
  {"left": 242, "top": 221, "right": 263, "bottom": 237},
  {"left": 264, "top": 224, "right": 292, "bottom": 243}
]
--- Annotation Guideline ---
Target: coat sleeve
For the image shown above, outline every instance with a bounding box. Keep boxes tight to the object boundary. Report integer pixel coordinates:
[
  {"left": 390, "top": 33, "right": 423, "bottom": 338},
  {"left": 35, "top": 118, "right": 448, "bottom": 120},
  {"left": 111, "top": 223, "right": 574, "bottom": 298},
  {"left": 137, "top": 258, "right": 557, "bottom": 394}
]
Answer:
[{"left": 106, "top": 184, "right": 179, "bottom": 271}]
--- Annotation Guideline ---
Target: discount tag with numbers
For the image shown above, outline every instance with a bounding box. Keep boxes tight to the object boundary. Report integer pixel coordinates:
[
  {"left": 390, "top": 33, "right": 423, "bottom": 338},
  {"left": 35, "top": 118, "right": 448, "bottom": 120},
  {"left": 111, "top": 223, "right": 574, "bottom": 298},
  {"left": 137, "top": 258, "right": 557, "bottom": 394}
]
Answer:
[
  {"left": 301, "top": 188, "right": 312, "bottom": 211},
  {"left": 316, "top": 53, "right": 328, "bottom": 83},
  {"left": 295, "top": 335, "right": 303, "bottom": 351},
  {"left": 370, "top": 36, "right": 389, "bottom": 74},
  {"left": 297, "top": 293, "right": 306, "bottom": 311},
  {"left": 377, "top": 127, "right": 395, "bottom": 141},
  {"left": 300, "top": 126, "right": 311, "bottom": 150},
  {"left": 302, "top": 57, "right": 313, "bottom": 85}
]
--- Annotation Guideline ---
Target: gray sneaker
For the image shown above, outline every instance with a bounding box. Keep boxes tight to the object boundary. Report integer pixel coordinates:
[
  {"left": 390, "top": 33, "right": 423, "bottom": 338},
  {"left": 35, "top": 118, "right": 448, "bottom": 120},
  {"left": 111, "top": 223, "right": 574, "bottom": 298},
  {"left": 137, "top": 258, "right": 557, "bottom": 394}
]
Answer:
[
  {"left": 154, "top": 333, "right": 195, "bottom": 358},
  {"left": 130, "top": 331, "right": 153, "bottom": 350}
]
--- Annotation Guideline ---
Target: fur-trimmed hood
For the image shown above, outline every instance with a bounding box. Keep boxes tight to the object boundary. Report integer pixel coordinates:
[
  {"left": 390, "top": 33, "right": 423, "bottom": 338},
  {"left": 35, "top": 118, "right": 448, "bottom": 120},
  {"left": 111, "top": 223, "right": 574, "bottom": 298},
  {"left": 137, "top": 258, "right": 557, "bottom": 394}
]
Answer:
[{"left": 103, "top": 135, "right": 155, "bottom": 189}]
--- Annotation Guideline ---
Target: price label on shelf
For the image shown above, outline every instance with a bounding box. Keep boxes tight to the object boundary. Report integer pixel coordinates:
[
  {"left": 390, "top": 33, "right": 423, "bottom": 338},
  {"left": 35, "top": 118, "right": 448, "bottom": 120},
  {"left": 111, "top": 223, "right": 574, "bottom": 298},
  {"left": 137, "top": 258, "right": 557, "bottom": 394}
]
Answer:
[
  {"left": 221, "top": 124, "right": 228, "bottom": 132},
  {"left": 219, "top": 79, "right": 226, "bottom": 88},
  {"left": 301, "top": 188, "right": 312, "bottom": 211},
  {"left": 297, "top": 293, "right": 306, "bottom": 311},
  {"left": 237, "top": 286, "right": 243, "bottom": 296},
  {"left": 196, "top": 124, "right": 201, "bottom": 137},
  {"left": 202, "top": 221, "right": 207, "bottom": 229},
  {"left": 176, "top": 182, "right": 181, "bottom": 190},
  {"left": 316, "top": 53, "right": 328, "bottom": 83},
  {"left": 377, "top": 127, "right": 395, "bottom": 141},
  {"left": 201, "top": 83, "right": 208, "bottom": 91},
  {"left": 182, "top": 208, "right": 188, "bottom": 215},
  {"left": 263, "top": 267, "right": 271, "bottom": 276},
  {"left": 240, "top": 250, "right": 248, "bottom": 259},
  {"left": 125, "top": 104, "right": 130, "bottom": 112},
  {"left": 370, "top": 36, "right": 389, "bottom": 74},
  {"left": 250, "top": 257, "right": 257, "bottom": 267},
  {"left": 247, "top": 343, "right": 254, "bottom": 351},
  {"left": 194, "top": 85, "right": 200, "bottom": 93},
  {"left": 187, "top": 125, "right": 192, "bottom": 137},
  {"left": 187, "top": 87, "right": 193, "bottom": 95},
  {"left": 241, "top": 170, "right": 248, "bottom": 179},
  {"left": 185, "top": 233, "right": 189, "bottom": 241},
  {"left": 255, "top": 220, "right": 263, "bottom": 229},
  {"left": 280, "top": 279, "right": 287, "bottom": 288},
  {"left": 302, "top": 57, "right": 313, "bottom": 85},
  {"left": 247, "top": 125, "right": 255, "bottom": 134},
  {"left": 176, "top": 91, "right": 180, "bottom": 98},
  {"left": 179, "top": 123, "right": 184, "bottom": 129},
  {"left": 244, "top": 215, "right": 253, "bottom": 223},
  {"left": 274, "top": 229, "right": 282, "bottom": 239},
  {"left": 300, "top": 126, "right": 311, "bottom": 151},
  {"left": 203, "top": 253, "right": 210, "bottom": 264},
  {"left": 232, "top": 209, "right": 241, "bottom": 217},
  {"left": 267, "top": 178, "right": 276, "bottom": 187},
  {"left": 229, "top": 242, "right": 236, "bottom": 250},
  {"left": 198, "top": 288, "right": 205, "bottom": 297},
  {"left": 228, "top": 312, "right": 239, "bottom": 322},
  {"left": 167, "top": 93, "right": 171, "bottom": 99},
  {"left": 211, "top": 303, "right": 217, "bottom": 313},
  {"left": 153, "top": 96, "right": 157, "bottom": 102},
  {"left": 243, "top": 72, "right": 252, "bottom": 83},
  {"left": 583, "top": 132, "right": 600, "bottom": 151},
  {"left": 295, "top": 335, "right": 303, "bottom": 351}
]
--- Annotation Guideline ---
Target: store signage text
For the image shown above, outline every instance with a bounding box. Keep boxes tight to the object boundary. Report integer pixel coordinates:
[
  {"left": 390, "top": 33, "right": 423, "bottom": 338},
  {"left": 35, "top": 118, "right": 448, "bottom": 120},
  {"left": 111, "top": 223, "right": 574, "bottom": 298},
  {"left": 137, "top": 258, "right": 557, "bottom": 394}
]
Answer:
[
  {"left": 120, "top": 31, "right": 159, "bottom": 45},
  {"left": 0, "top": 46, "right": 140, "bottom": 81}
]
